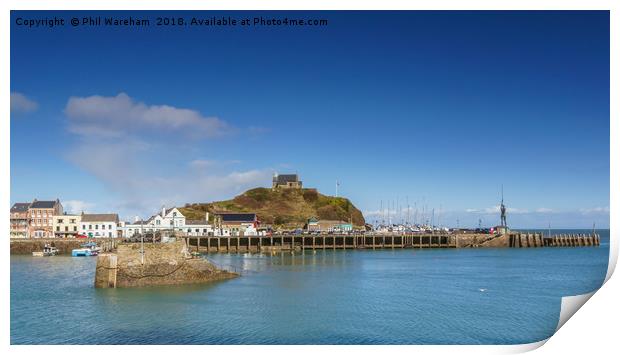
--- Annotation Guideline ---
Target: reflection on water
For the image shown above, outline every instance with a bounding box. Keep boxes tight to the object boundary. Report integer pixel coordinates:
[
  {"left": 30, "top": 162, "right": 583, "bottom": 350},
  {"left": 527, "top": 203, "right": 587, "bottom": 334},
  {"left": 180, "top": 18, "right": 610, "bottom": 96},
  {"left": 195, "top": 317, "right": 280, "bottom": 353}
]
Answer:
[{"left": 11, "top": 230, "right": 610, "bottom": 345}]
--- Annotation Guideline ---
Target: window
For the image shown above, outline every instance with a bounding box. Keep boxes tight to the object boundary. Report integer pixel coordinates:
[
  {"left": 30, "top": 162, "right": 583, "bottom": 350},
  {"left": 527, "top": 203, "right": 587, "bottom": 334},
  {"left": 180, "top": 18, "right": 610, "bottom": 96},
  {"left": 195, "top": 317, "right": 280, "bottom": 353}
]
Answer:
[
  {"left": 109, "top": 224, "right": 112, "bottom": 229},
  {"left": 58, "top": 219, "right": 64, "bottom": 224},
  {"left": 65, "top": 226, "right": 68, "bottom": 232},
  {"left": 89, "top": 224, "right": 92, "bottom": 229},
  {"left": 156, "top": 220, "right": 160, "bottom": 225},
  {"left": 109, "top": 232, "right": 112, "bottom": 237},
  {"left": 101, "top": 224, "right": 105, "bottom": 230},
  {"left": 56, "top": 226, "right": 60, "bottom": 231},
  {"left": 96, "top": 225, "right": 99, "bottom": 230},
  {"left": 82, "top": 225, "right": 86, "bottom": 229},
  {"left": 70, "top": 219, "right": 75, "bottom": 223},
  {"left": 73, "top": 226, "right": 77, "bottom": 231}
]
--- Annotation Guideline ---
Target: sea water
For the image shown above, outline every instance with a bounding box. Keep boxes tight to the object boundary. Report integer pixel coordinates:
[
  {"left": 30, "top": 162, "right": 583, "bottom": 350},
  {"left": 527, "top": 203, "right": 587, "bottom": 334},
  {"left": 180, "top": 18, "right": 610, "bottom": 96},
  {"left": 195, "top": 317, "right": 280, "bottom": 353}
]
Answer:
[{"left": 10, "top": 229, "right": 609, "bottom": 345}]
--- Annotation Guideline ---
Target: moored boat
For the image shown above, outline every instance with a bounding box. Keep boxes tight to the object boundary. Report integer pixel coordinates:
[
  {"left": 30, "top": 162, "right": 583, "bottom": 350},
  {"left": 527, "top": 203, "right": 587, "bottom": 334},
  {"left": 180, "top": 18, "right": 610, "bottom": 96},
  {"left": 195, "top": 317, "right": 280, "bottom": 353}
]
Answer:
[
  {"left": 71, "top": 248, "right": 93, "bottom": 257},
  {"left": 32, "top": 244, "right": 59, "bottom": 257},
  {"left": 71, "top": 241, "right": 101, "bottom": 257}
]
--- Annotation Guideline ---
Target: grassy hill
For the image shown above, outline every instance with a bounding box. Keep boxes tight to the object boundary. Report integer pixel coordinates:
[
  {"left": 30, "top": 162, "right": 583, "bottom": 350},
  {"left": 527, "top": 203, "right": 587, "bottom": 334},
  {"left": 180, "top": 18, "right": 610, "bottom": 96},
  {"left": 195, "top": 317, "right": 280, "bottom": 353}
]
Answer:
[{"left": 179, "top": 187, "right": 365, "bottom": 228}]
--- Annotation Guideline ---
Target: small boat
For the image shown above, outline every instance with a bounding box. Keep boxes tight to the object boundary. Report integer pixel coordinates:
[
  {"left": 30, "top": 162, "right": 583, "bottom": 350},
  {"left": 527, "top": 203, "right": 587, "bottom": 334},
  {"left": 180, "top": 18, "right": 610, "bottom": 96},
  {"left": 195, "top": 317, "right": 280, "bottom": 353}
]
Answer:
[
  {"left": 71, "top": 248, "right": 94, "bottom": 257},
  {"left": 33, "top": 244, "right": 59, "bottom": 257},
  {"left": 71, "top": 242, "right": 101, "bottom": 257}
]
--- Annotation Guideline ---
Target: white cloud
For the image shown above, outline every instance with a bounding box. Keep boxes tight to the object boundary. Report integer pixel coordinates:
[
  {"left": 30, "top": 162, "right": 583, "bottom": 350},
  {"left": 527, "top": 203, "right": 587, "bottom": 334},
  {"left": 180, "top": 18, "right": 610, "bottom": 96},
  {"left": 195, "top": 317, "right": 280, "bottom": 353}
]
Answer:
[
  {"left": 579, "top": 206, "right": 610, "bottom": 215},
  {"left": 63, "top": 200, "right": 95, "bottom": 214},
  {"left": 464, "top": 205, "right": 529, "bottom": 214},
  {"left": 64, "top": 93, "right": 230, "bottom": 138},
  {"left": 535, "top": 207, "right": 554, "bottom": 213},
  {"left": 60, "top": 92, "right": 276, "bottom": 219},
  {"left": 11, "top": 92, "right": 38, "bottom": 113}
]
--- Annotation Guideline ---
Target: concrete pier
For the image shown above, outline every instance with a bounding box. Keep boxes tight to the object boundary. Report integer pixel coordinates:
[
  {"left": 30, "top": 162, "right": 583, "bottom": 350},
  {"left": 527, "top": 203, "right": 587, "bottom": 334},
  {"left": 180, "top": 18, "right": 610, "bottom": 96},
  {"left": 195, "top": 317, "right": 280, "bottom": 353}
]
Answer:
[
  {"left": 183, "top": 232, "right": 599, "bottom": 254},
  {"left": 94, "top": 241, "right": 237, "bottom": 288}
]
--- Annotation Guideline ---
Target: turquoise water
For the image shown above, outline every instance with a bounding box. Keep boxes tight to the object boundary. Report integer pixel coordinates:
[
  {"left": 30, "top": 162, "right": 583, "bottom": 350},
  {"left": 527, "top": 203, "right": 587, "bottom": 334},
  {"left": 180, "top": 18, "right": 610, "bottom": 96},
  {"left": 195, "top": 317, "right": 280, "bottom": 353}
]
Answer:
[{"left": 11, "top": 230, "right": 609, "bottom": 345}]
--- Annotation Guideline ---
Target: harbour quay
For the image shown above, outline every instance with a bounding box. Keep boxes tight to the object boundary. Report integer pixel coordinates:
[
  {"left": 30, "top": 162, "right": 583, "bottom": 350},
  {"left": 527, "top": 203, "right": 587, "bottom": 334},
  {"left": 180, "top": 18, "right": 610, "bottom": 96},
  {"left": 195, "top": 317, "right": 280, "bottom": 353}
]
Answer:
[
  {"left": 10, "top": 238, "right": 120, "bottom": 255},
  {"left": 181, "top": 231, "right": 600, "bottom": 254}
]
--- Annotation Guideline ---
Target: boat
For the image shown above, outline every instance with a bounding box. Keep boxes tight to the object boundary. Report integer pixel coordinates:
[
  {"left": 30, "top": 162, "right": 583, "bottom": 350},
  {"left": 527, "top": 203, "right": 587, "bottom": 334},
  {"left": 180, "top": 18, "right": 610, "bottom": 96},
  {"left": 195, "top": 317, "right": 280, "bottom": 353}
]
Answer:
[
  {"left": 32, "top": 244, "right": 59, "bottom": 257},
  {"left": 71, "top": 242, "right": 101, "bottom": 257},
  {"left": 71, "top": 248, "right": 93, "bottom": 257}
]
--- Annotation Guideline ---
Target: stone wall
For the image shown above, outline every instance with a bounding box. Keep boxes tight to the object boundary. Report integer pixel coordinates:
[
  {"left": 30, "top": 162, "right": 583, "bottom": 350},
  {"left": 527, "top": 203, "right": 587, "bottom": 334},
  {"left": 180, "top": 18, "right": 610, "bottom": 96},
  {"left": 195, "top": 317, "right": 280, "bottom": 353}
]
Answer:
[
  {"left": 10, "top": 238, "right": 122, "bottom": 255},
  {"left": 95, "top": 240, "right": 237, "bottom": 288},
  {"left": 454, "top": 233, "right": 508, "bottom": 248}
]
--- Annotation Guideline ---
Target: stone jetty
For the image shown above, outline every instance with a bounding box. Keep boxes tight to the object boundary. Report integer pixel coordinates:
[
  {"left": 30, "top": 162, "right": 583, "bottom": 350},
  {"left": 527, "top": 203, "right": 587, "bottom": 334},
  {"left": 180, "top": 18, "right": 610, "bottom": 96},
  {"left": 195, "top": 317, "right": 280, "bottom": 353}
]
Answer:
[
  {"left": 94, "top": 240, "right": 237, "bottom": 288},
  {"left": 181, "top": 231, "right": 600, "bottom": 252}
]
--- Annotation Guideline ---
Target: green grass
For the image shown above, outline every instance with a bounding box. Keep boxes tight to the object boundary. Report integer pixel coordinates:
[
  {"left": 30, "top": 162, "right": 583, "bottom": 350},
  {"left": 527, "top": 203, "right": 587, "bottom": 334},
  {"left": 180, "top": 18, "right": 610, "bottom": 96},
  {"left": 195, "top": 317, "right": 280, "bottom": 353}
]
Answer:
[{"left": 178, "top": 187, "right": 365, "bottom": 228}]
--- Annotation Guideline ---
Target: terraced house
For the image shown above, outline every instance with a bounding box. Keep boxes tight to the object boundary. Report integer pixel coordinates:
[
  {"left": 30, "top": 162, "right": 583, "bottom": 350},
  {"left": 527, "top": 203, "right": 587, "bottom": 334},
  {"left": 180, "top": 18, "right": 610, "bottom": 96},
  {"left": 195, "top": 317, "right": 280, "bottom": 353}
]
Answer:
[
  {"left": 53, "top": 214, "right": 81, "bottom": 238},
  {"left": 10, "top": 202, "right": 30, "bottom": 238},
  {"left": 121, "top": 207, "right": 213, "bottom": 238},
  {"left": 79, "top": 213, "right": 120, "bottom": 238},
  {"left": 28, "top": 199, "right": 63, "bottom": 238}
]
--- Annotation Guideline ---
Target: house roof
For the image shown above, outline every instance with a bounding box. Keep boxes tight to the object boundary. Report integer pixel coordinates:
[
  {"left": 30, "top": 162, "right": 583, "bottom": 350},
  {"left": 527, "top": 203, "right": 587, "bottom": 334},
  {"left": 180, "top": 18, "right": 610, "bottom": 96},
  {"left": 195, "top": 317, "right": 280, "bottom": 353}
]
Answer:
[
  {"left": 30, "top": 200, "right": 59, "bottom": 209},
  {"left": 218, "top": 213, "right": 257, "bottom": 222},
  {"left": 144, "top": 208, "right": 182, "bottom": 223},
  {"left": 81, "top": 213, "right": 119, "bottom": 223},
  {"left": 11, "top": 203, "right": 30, "bottom": 213}
]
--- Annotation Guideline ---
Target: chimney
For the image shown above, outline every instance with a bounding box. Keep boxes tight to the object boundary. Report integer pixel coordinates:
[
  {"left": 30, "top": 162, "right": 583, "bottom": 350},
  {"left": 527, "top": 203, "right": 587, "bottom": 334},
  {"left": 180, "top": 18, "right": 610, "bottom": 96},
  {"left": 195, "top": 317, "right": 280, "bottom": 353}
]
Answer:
[
  {"left": 205, "top": 212, "right": 209, "bottom": 223},
  {"left": 162, "top": 207, "right": 166, "bottom": 217},
  {"left": 134, "top": 216, "right": 139, "bottom": 222}
]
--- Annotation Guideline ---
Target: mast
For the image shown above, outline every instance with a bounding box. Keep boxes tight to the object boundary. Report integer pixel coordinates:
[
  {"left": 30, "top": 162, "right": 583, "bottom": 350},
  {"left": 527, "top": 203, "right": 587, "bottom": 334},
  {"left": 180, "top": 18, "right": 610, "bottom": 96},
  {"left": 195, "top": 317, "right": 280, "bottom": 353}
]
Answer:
[{"left": 406, "top": 196, "right": 410, "bottom": 226}]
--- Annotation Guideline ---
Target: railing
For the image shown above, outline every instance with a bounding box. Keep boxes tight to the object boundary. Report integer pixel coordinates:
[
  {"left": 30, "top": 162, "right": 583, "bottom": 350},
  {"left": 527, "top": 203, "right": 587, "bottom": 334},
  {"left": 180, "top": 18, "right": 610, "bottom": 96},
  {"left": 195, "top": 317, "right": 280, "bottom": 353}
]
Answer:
[{"left": 202, "top": 256, "right": 250, "bottom": 275}]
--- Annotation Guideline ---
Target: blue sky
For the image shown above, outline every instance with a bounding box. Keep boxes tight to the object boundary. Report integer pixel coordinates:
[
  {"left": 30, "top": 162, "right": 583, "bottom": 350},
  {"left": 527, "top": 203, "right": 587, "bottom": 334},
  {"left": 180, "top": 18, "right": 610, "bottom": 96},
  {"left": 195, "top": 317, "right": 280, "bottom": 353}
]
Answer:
[{"left": 10, "top": 11, "right": 609, "bottom": 228}]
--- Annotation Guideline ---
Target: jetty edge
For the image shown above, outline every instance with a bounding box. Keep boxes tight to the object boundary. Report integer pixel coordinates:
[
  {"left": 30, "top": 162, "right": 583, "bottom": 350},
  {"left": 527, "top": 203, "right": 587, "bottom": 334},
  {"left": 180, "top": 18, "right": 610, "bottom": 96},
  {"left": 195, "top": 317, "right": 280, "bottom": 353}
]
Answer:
[{"left": 94, "top": 240, "right": 238, "bottom": 288}]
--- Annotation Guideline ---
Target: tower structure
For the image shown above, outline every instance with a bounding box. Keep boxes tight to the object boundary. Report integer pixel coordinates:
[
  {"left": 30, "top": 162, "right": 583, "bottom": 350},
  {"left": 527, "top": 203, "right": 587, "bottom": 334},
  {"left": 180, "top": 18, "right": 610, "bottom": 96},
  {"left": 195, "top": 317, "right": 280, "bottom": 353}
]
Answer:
[{"left": 500, "top": 185, "right": 507, "bottom": 227}]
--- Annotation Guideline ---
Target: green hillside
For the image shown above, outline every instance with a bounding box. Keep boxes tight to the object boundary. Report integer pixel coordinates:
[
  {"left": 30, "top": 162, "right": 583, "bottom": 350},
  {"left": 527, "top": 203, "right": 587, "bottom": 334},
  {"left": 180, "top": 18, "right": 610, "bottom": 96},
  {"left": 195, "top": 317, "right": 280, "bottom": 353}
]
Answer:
[{"left": 179, "top": 187, "right": 365, "bottom": 228}]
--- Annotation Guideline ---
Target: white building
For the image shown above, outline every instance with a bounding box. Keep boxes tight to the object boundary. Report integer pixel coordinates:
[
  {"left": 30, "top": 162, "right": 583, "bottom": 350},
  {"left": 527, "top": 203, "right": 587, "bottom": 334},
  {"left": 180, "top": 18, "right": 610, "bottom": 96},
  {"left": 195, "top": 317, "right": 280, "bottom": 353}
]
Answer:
[
  {"left": 79, "top": 213, "right": 120, "bottom": 238},
  {"left": 121, "top": 207, "right": 214, "bottom": 238}
]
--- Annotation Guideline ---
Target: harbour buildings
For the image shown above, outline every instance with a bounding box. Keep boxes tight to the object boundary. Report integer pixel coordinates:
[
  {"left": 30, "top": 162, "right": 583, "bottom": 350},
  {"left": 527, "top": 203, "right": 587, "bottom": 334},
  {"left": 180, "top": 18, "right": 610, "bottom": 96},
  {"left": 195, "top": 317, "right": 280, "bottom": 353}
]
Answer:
[
  {"left": 79, "top": 213, "right": 120, "bottom": 238},
  {"left": 214, "top": 212, "right": 259, "bottom": 236},
  {"left": 28, "top": 199, "right": 63, "bottom": 238},
  {"left": 53, "top": 214, "right": 81, "bottom": 238},
  {"left": 307, "top": 218, "right": 353, "bottom": 233},
  {"left": 121, "top": 207, "right": 214, "bottom": 238},
  {"left": 272, "top": 173, "right": 302, "bottom": 189},
  {"left": 10, "top": 203, "right": 30, "bottom": 238}
]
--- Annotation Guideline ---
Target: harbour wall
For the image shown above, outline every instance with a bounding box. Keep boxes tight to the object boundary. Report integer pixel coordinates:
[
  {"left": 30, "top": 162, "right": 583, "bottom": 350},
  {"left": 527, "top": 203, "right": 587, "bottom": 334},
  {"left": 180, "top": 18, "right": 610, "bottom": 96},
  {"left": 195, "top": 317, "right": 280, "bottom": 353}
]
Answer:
[
  {"left": 11, "top": 233, "right": 599, "bottom": 257},
  {"left": 94, "top": 240, "right": 237, "bottom": 288},
  {"left": 10, "top": 238, "right": 121, "bottom": 255},
  {"left": 182, "top": 232, "right": 599, "bottom": 253}
]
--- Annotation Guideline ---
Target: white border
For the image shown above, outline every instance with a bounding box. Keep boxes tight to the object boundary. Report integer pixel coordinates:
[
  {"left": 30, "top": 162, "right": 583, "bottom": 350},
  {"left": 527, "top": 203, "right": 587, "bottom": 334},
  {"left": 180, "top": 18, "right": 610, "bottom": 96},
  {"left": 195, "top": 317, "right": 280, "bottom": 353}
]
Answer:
[{"left": 2, "top": 1, "right": 617, "bottom": 354}]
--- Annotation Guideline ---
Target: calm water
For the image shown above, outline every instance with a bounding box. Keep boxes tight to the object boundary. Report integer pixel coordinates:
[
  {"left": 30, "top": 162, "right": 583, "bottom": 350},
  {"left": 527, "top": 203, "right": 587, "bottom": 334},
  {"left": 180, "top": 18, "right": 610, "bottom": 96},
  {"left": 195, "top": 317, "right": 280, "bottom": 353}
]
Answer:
[{"left": 11, "top": 229, "right": 609, "bottom": 345}]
